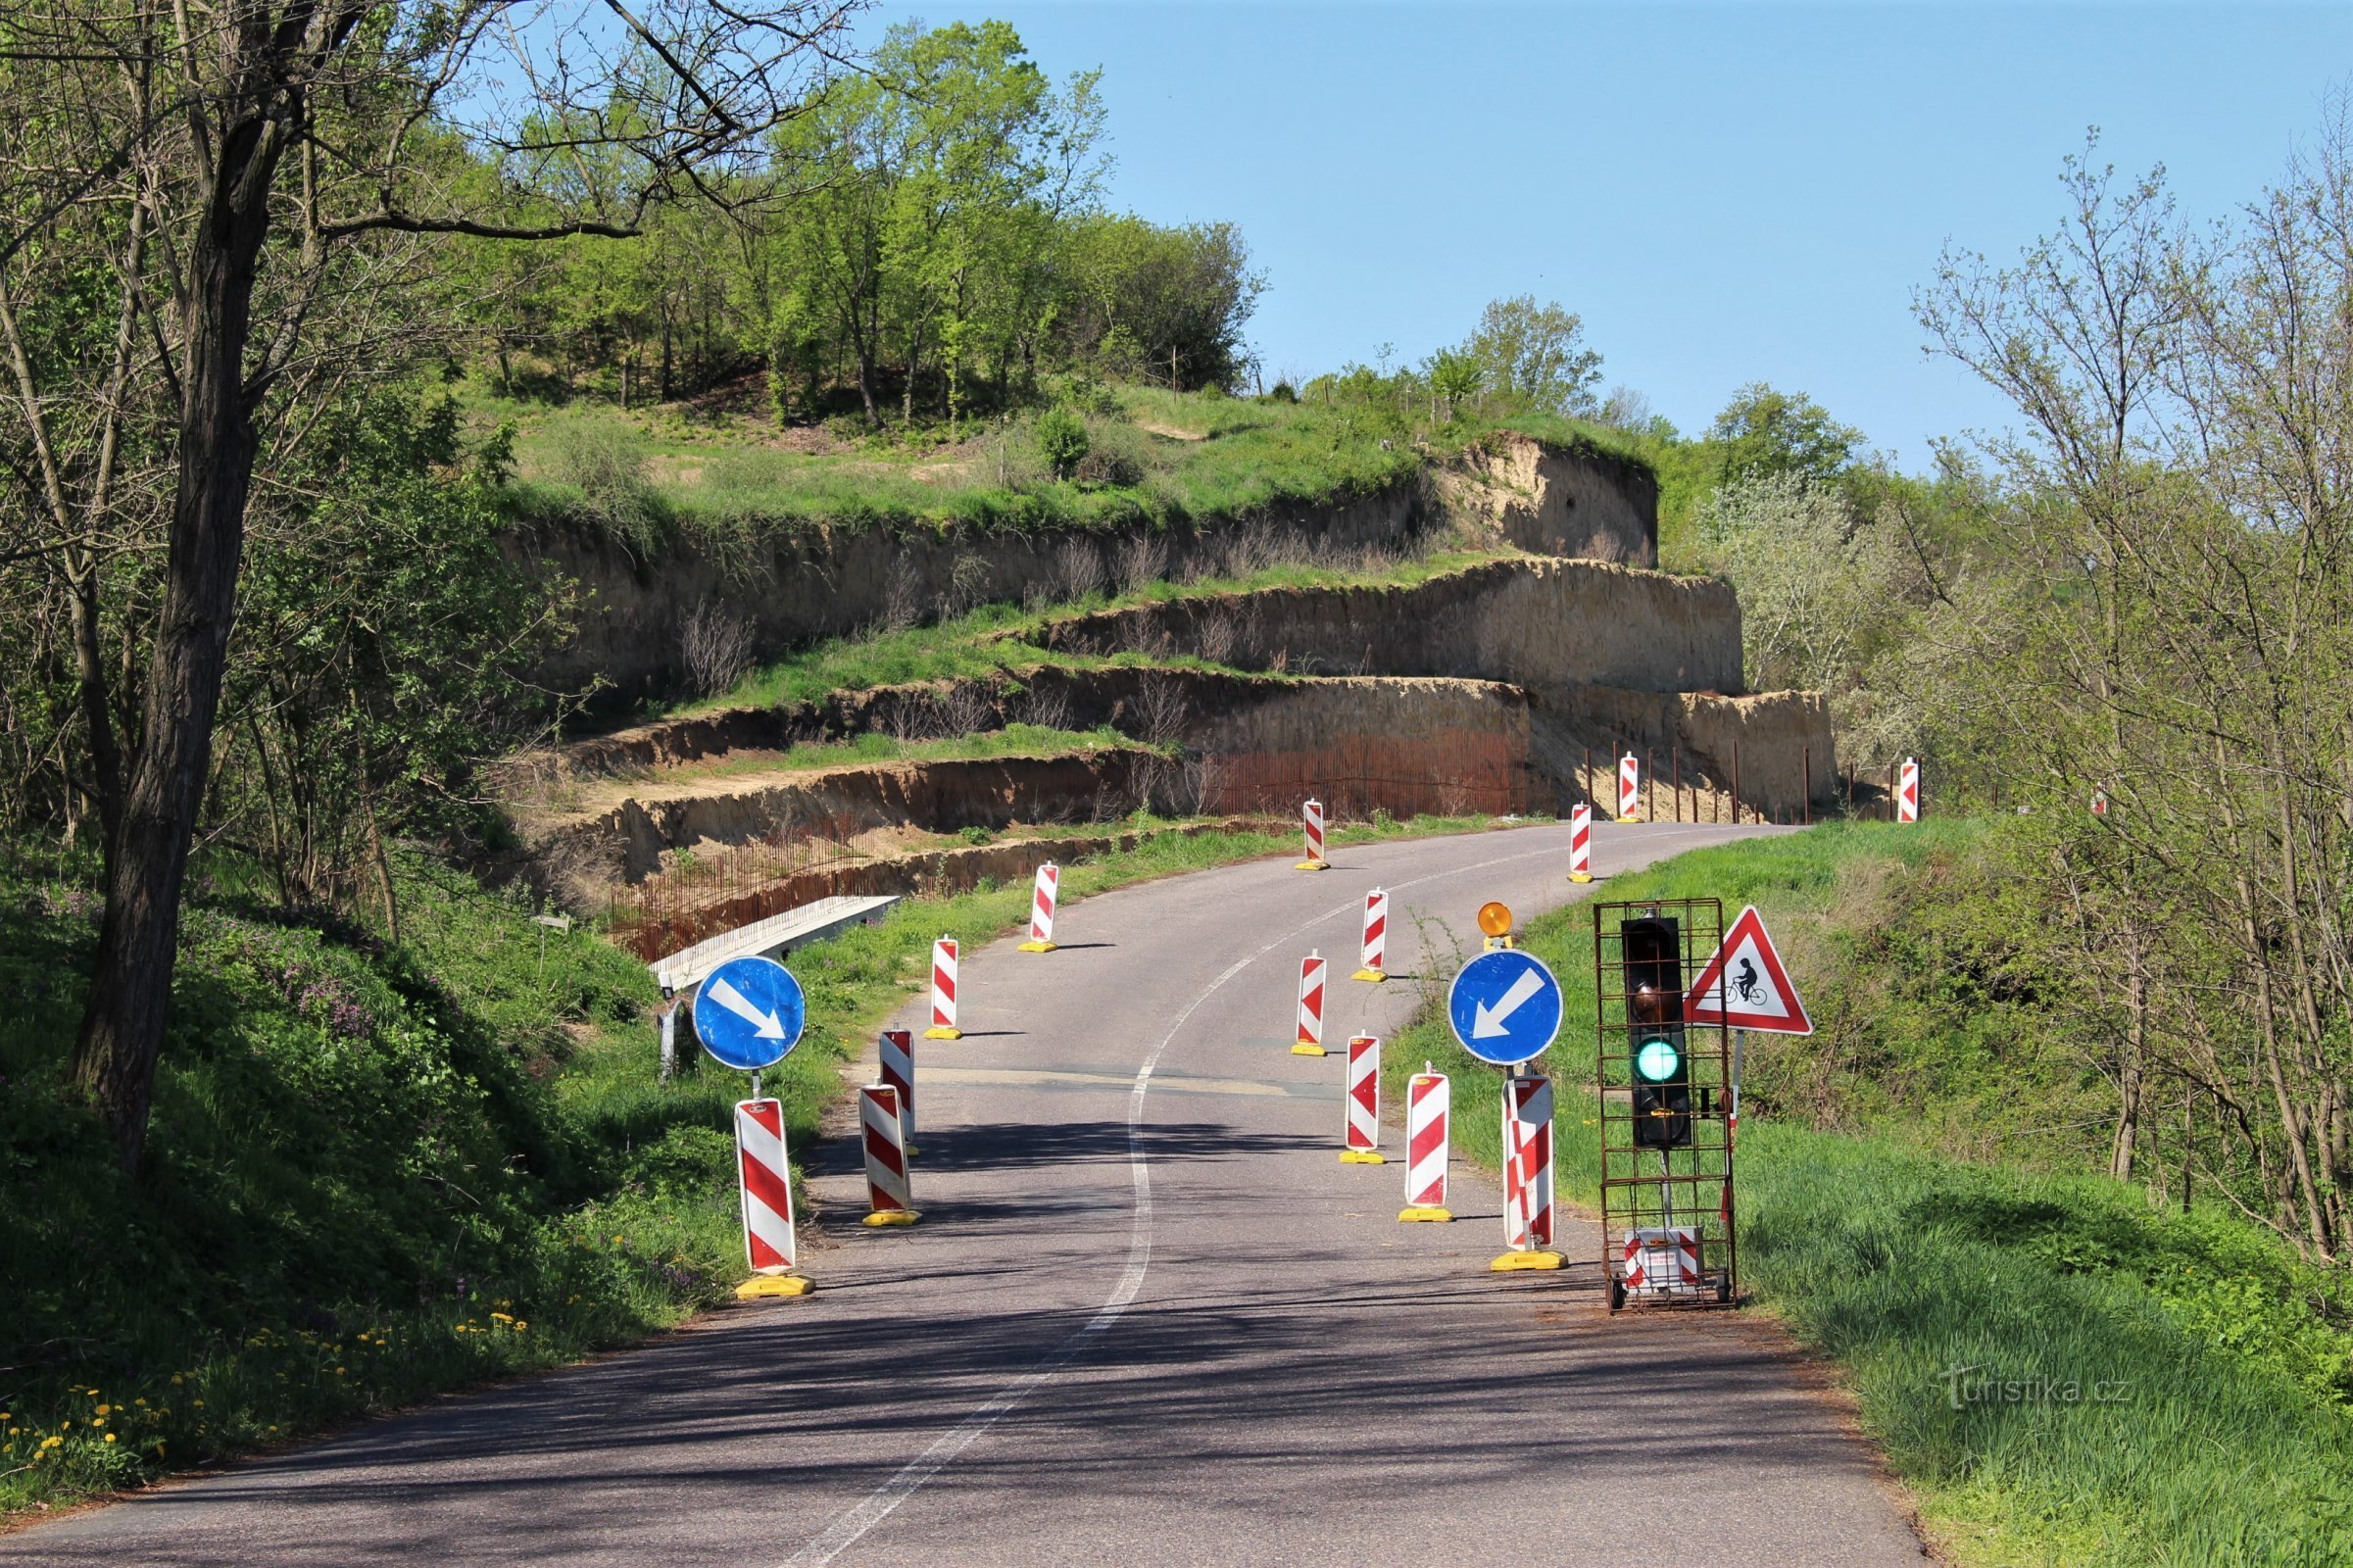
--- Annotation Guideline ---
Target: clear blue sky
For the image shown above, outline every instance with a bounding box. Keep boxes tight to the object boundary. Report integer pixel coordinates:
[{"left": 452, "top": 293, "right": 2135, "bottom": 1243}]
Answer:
[{"left": 865, "top": 2, "right": 2350, "bottom": 470}]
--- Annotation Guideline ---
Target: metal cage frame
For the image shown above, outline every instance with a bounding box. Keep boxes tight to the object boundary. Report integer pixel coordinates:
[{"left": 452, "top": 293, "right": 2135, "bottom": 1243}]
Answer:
[{"left": 1593, "top": 897, "right": 1739, "bottom": 1311}]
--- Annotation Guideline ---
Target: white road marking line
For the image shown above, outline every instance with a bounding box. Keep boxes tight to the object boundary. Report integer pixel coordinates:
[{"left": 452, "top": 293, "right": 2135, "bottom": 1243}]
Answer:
[
  {"left": 777, "top": 824, "right": 1747, "bottom": 1565},
  {"left": 920, "top": 1065, "right": 1303, "bottom": 1098}
]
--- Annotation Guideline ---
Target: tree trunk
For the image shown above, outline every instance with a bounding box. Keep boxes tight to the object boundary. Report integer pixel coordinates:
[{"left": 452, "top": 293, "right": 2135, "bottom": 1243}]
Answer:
[
  {"left": 855, "top": 342, "right": 881, "bottom": 427},
  {"left": 2110, "top": 939, "right": 2146, "bottom": 1181},
  {"left": 68, "top": 565, "right": 123, "bottom": 853},
  {"left": 69, "top": 105, "right": 282, "bottom": 1177}
]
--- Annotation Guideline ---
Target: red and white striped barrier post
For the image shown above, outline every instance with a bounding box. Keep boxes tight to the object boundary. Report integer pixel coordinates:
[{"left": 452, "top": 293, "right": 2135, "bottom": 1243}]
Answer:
[
  {"left": 1297, "top": 797, "right": 1329, "bottom": 870},
  {"left": 859, "top": 1083, "right": 918, "bottom": 1226},
  {"left": 1897, "top": 758, "right": 1921, "bottom": 823},
  {"left": 878, "top": 1028, "right": 915, "bottom": 1155},
  {"left": 733, "top": 1098, "right": 812, "bottom": 1298},
  {"left": 1623, "top": 1227, "right": 1703, "bottom": 1297},
  {"left": 1492, "top": 1075, "right": 1561, "bottom": 1270},
  {"left": 1398, "top": 1066, "right": 1452, "bottom": 1221},
  {"left": 925, "top": 937, "right": 960, "bottom": 1039},
  {"left": 1292, "top": 951, "right": 1328, "bottom": 1056},
  {"left": 1618, "top": 752, "right": 1642, "bottom": 822},
  {"left": 1568, "top": 803, "right": 1593, "bottom": 884},
  {"left": 1351, "top": 888, "right": 1389, "bottom": 982},
  {"left": 1018, "top": 862, "right": 1060, "bottom": 953},
  {"left": 1340, "top": 1035, "right": 1384, "bottom": 1164}
]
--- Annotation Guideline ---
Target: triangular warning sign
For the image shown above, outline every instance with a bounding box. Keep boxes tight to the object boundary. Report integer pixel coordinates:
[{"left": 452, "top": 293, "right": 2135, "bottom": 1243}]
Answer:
[{"left": 1686, "top": 905, "right": 1812, "bottom": 1035}]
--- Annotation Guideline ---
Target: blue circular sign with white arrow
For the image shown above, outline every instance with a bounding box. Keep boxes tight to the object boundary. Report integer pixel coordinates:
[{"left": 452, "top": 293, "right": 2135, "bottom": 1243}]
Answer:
[
  {"left": 1446, "top": 948, "right": 1565, "bottom": 1066},
  {"left": 692, "top": 956, "right": 807, "bottom": 1072}
]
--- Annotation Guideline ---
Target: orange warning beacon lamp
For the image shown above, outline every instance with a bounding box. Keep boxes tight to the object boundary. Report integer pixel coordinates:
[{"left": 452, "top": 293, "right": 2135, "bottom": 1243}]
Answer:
[{"left": 1478, "top": 901, "right": 1513, "bottom": 950}]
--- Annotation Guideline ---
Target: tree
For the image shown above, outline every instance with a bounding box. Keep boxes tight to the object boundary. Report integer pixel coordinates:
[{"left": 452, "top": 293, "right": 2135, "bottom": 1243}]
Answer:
[
  {"left": 1920, "top": 125, "right": 2353, "bottom": 1257},
  {"left": 1707, "top": 383, "right": 1863, "bottom": 484},
  {"left": 1695, "top": 471, "right": 1898, "bottom": 694},
  {"left": 1057, "top": 217, "right": 1263, "bottom": 392},
  {"left": 0, "top": 0, "right": 858, "bottom": 1176},
  {"left": 772, "top": 20, "right": 1106, "bottom": 426},
  {"left": 1463, "top": 295, "right": 1603, "bottom": 416},
  {"left": 1426, "top": 348, "right": 1483, "bottom": 420}
]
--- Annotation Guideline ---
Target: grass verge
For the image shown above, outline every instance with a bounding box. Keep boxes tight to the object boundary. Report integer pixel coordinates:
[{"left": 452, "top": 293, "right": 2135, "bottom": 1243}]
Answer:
[{"left": 1380, "top": 821, "right": 2353, "bottom": 1568}]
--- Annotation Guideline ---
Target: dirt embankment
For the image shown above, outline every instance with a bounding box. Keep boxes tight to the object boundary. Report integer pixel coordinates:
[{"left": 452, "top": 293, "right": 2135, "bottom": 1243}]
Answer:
[
  {"left": 1023, "top": 557, "right": 1743, "bottom": 695},
  {"left": 556, "top": 749, "right": 1184, "bottom": 887},
  {"left": 509, "top": 482, "right": 1433, "bottom": 710},
  {"left": 611, "top": 820, "right": 1246, "bottom": 962},
  {"left": 1441, "top": 432, "right": 1659, "bottom": 565},
  {"left": 1528, "top": 688, "right": 1837, "bottom": 817},
  {"left": 1193, "top": 677, "right": 1535, "bottom": 817},
  {"left": 515, "top": 668, "right": 1543, "bottom": 900}
]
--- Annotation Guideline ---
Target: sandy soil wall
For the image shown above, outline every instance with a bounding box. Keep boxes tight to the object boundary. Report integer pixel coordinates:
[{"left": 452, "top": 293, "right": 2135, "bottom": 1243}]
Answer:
[
  {"left": 520, "top": 671, "right": 1543, "bottom": 897},
  {"left": 1447, "top": 433, "right": 1658, "bottom": 564},
  {"left": 567, "top": 750, "right": 1171, "bottom": 885},
  {"left": 1527, "top": 685, "right": 1838, "bottom": 816},
  {"left": 510, "top": 483, "right": 1431, "bottom": 709},
  {"left": 1025, "top": 558, "right": 1743, "bottom": 695},
  {"left": 1194, "top": 677, "right": 1536, "bottom": 816},
  {"left": 612, "top": 822, "right": 1238, "bottom": 961}
]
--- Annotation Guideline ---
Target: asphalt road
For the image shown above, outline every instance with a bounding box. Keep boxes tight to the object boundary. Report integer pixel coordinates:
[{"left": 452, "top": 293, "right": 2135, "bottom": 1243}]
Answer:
[{"left": 11, "top": 821, "right": 1930, "bottom": 1567}]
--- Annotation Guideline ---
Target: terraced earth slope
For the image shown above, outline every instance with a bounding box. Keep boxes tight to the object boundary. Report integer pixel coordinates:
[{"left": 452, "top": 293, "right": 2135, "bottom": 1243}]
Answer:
[{"left": 498, "top": 554, "right": 1835, "bottom": 965}]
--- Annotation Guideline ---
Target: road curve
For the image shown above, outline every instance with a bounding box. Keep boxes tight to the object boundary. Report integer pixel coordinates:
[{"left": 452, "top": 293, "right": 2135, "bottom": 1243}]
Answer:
[{"left": 10, "top": 821, "right": 1929, "bottom": 1567}]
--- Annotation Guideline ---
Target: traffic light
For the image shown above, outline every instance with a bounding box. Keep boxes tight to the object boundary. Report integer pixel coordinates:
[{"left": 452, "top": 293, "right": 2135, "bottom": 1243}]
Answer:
[{"left": 1621, "top": 914, "right": 1691, "bottom": 1149}]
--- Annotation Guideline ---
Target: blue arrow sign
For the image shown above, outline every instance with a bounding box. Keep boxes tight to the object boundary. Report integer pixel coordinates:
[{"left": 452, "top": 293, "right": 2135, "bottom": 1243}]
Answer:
[
  {"left": 693, "top": 956, "right": 807, "bottom": 1072},
  {"left": 1446, "top": 949, "right": 1565, "bottom": 1066}
]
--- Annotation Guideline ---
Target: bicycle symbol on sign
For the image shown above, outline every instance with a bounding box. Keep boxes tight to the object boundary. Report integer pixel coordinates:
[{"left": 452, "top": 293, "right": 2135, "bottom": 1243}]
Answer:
[{"left": 1731, "top": 957, "right": 1764, "bottom": 1006}]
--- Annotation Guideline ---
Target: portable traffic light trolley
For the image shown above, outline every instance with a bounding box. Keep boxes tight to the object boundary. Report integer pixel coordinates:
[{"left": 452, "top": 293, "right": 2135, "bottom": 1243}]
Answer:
[{"left": 1593, "top": 898, "right": 1738, "bottom": 1310}]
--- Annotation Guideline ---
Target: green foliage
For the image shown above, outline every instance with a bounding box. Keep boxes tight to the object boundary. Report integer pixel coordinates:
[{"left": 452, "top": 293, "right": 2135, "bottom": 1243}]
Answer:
[
  {"left": 0, "top": 848, "right": 730, "bottom": 1513},
  {"left": 531, "top": 407, "right": 668, "bottom": 556},
  {"left": 225, "top": 391, "right": 584, "bottom": 902},
  {"left": 1707, "top": 381, "right": 1864, "bottom": 485},
  {"left": 463, "top": 19, "right": 1260, "bottom": 421},
  {"left": 1460, "top": 295, "right": 1603, "bottom": 417},
  {"left": 1426, "top": 348, "right": 1483, "bottom": 415},
  {"left": 1034, "top": 404, "right": 1090, "bottom": 479},
  {"left": 1057, "top": 215, "right": 1263, "bottom": 392}
]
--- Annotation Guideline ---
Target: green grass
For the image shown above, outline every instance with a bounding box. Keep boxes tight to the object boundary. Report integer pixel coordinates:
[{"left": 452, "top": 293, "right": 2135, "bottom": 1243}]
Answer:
[
  {"left": 1381, "top": 820, "right": 2353, "bottom": 1567},
  {"left": 1480, "top": 411, "right": 1659, "bottom": 475},
  {"left": 496, "top": 384, "right": 1424, "bottom": 542},
  {"left": 609, "top": 724, "right": 1148, "bottom": 784}
]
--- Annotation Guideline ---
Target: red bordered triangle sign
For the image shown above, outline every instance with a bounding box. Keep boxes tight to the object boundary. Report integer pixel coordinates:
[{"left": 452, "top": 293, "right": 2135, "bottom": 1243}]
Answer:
[{"left": 1686, "top": 905, "right": 1812, "bottom": 1035}]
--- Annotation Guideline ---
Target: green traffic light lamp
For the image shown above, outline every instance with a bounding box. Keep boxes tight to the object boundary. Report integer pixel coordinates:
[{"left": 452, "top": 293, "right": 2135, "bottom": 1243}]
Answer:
[{"left": 1635, "top": 1036, "right": 1683, "bottom": 1083}]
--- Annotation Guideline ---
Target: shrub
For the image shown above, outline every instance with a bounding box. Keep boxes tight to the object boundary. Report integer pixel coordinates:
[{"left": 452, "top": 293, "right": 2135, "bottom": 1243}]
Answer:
[
  {"left": 1034, "top": 405, "right": 1090, "bottom": 480},
  {"left": 1073, "top": 416, "right": 1151, "bottom": 487},
  {"left": 539, "top": 413, "right": 664, "bottom": 557}
]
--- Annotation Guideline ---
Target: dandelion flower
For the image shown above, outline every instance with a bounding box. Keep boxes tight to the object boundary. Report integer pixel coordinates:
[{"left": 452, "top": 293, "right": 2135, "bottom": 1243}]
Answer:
[{"left": 105, "top": 1434, "right": 117, "bottom": 1444}]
